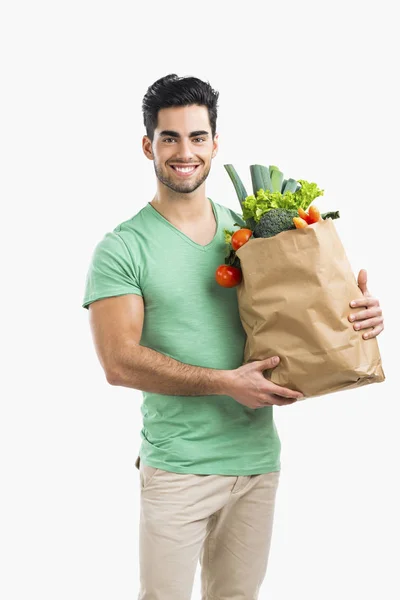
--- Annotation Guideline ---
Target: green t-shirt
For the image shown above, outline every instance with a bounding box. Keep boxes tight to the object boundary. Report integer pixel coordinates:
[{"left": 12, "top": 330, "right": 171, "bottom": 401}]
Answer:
[{"left": 82, "top": 198, "right": 281, "bottom": 475}]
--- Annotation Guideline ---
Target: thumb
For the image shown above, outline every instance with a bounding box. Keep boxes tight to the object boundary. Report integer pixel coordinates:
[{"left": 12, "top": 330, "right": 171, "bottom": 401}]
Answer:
[
  {"left": 258, "top": 356, "right": 280, "bottom": 370},
  {"left": 358, "top": 268, "right": 370, "bottom": 297}
]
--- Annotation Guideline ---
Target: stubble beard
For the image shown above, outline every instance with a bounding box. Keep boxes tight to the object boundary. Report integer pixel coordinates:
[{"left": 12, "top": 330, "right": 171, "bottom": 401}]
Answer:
[{"left": 153, "top": 160, "right": 211, "bottom": 194}]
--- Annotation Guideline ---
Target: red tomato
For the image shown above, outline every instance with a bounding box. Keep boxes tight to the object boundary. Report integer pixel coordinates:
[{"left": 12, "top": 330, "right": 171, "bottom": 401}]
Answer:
[
  {"left": 231, "top": 228, "right": 253, "bottom": 251},
  {"left": 215, "top": 265, "right": 242, "bottom": 287}
]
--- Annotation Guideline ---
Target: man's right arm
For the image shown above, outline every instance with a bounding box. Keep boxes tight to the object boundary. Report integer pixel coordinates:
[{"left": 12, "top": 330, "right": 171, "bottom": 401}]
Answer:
[
  {"left": 88, "top": 294, "right": 231, "bottom": 396},
  {"left": 88, "top": 294, "right": 303, "bottom": 408}
]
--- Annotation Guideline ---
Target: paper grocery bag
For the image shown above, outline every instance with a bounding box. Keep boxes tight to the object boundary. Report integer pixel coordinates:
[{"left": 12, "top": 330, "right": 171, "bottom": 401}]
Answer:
[{"left": 235, "top": 218, "right": 385, "bottom": 399}]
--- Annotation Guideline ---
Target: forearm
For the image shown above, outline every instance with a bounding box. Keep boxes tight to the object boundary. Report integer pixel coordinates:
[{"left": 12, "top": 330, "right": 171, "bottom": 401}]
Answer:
[{"left": 109, "top": 343, "right": 231, "bottom": 396}]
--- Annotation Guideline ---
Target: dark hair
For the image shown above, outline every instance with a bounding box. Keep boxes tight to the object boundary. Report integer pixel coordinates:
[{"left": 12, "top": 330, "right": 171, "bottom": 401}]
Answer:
[{"left": 142, "top": 74, "right": 219, "bottom": 142}]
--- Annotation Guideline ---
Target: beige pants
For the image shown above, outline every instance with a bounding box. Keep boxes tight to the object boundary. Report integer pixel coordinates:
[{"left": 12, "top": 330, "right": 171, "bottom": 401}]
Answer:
[{"left": 135, "top": 456, "right": 280, "bottom": 599}]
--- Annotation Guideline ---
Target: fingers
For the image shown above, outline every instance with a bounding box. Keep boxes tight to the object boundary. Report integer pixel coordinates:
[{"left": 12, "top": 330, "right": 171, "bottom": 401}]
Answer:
[
  {"left": 255, "top": 363, "right": 304, "bottom": 407},
  {"left": 258, "top": 356, "right": 280, "bottom": 370},
  {"left": 348, "top": 302, "right": 384, "bottom": 339},
  {"left": 256, "top": 395, "right": 299, "bottom": 408},
  {"left": 255, "top": 390, "right": 303, "bottom": 408},
  {"left": 361, "top": 324, "right": 384, "bottom": 339},
  {"left": 358, "top": 321, "right": 384, "bottom": 339},
  {"left": 357, "top": 269, "right": 369, "bottom": 296},
  {"left": 351, "top": 316, "right": 383, "bottom": 331},
  {"left": 348, "top": 305, "right": 382, "bottom": 322},
  {"left": 266, "top": 381, "right": 304, "bottom": 400},
  {"left": 271, "top": 395, "right": 299, "bottom": 406},
  {"left": 350, "top": 297, "right": 379, "bottom": 309}
]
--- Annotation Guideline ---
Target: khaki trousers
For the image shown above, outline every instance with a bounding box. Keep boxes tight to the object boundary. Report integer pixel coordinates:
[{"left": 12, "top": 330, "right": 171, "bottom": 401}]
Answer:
[{"left": 135, "top": 456, "right": 280, "bottom": 600}]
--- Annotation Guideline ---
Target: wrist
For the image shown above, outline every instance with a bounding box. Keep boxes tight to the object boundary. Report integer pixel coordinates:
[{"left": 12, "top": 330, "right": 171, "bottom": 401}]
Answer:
[{"left": 214, "top": 369, "right": 235, "bottom": 396}]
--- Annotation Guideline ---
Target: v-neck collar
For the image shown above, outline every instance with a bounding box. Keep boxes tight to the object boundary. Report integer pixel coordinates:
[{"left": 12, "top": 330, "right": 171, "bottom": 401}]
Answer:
[{"left": 145, "top": 197, "right": 219, "bottom": 252}]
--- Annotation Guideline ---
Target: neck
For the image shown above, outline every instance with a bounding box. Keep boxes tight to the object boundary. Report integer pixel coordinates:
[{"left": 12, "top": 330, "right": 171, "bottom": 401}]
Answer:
[{"left": 150, "top": 182, "right": 211, "bottom": 224}]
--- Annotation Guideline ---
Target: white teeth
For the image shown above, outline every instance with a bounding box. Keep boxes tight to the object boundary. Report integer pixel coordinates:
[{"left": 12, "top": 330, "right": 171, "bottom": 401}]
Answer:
[{"left": 173, "top": 166, "right": 197, "bottom": 172}]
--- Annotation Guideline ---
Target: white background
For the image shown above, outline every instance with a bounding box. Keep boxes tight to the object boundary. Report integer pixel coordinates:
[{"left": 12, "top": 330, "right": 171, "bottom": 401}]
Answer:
[{"left": 1, "top": 1, "right": 399, "bottom": 599}]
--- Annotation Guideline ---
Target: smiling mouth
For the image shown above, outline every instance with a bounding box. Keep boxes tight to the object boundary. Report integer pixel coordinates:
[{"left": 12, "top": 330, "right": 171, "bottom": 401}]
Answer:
[{"left": 169, "top": 164, "right": 200, "bottom": 176}]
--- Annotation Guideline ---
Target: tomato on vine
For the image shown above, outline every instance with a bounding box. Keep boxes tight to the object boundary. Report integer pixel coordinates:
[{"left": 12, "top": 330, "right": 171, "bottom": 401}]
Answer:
[
  {"left": 231, "top": 228, "right": 253, "bottom": 251},
  {"left": 215, "top": 265, "right": 242, "bottom": 288}
]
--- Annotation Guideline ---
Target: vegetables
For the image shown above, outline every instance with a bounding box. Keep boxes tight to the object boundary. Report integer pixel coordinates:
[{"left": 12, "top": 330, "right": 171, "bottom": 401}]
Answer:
[
  {"left": 215, "top": 204, "right": 340, "bottom": 285},
  {"left": 253, "top": 207, "right": 340, "bottom": 238},
  {"left": 253, "top": 209, "right": 298, "bottom": 239},
  {"left": 307, "top": 205, "right": 321, "bottom": 223},
  {"left": 293, "top": 217, "right": 308, "bottom": 229},
  {"left": 269, "top": 165, "right": 284, "bottom": 193},
  {"left": 293, "top": 205, "right": 334, "bottom": 229},
  {"left": 224, "top": 164, "right": 248, "bottom": 209},
  {"left": 224, "top": 162, "right": 324, "bottom": 228},
  {"left": 224, "top": 162, "right": 340, "bottom": 240},
  {"left": 215, "top": 264, "right": 242, "bottom": 288},
  {"left": 242, "top": 180, "right": 324, "bottom": 223},
  {"left": 231, "top": 228, "right": 253, "bottom": 250},
  {"left": 219, "top": 163, "right": 341, "bottom": 286},
  {"left": 298, "top": 207, "right": 312, "bottom": 224},
  {"left": 215, "top": 227, "right": 252, "bottom": 287},
  {"left": 320, "top": 211, "right": 340, "bottom": 220}
]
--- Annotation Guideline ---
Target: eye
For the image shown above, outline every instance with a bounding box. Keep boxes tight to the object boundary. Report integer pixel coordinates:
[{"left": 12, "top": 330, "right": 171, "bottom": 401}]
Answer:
[
  {"left": 193, "top": 137, "right": 206, "bottom": 143},
  {"left": 163, "top": 138, "right": 176, "bottom": 143}
]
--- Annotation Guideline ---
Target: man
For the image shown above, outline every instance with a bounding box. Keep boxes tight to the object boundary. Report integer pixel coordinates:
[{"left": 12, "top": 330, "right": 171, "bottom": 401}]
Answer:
[{"left": 82, "top": 74, "right": 384, "bottom": 599}]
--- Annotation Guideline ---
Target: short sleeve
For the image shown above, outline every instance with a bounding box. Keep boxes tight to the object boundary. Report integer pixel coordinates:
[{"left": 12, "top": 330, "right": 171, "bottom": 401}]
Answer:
[
  {"left": 230, "top": 209, "right": 247, "bottom": 228},
  {"left": 82, "top": 231, "right": 143, "bottom": 310}
]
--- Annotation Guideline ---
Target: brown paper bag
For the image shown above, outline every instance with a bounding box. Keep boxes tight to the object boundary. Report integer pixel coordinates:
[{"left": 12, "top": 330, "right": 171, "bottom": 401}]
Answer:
[{"left": 235, "top": 218, "right": 385, "bottom": 399}]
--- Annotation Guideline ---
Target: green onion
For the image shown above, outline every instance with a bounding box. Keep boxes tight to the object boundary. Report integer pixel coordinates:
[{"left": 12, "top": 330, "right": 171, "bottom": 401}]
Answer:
[
  {"left": 269, "top": 165, "right": 284, "bottom": 193},
  {"left": 223, "top": 164, "right": 248, "bottom": 209},
  {"left": 282, "top": 178, "right": 298, "bottom": 194}
]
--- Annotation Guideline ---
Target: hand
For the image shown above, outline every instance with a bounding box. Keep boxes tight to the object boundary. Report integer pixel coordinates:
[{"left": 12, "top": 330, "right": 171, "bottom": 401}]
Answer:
[
  {"left": 348, "top": 269, "right": 384, "bottom": 339},
  {"left": 225, "top": 356, "right": 304, "bottom": 409}
]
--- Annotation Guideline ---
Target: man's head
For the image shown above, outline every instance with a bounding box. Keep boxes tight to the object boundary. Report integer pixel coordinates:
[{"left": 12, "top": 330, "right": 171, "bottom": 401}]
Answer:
[{"left": 142, "top": 74, "right": 219, "bottom": 194}]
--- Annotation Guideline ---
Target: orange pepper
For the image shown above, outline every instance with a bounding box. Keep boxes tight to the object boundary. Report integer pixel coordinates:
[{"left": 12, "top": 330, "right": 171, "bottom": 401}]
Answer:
[
  {"left": 293, "top": 217, "right": 308, "bottom": 229},
  {"left": 308, "top": 205, "right": 321, "bottom": 223},
  {"left": 298, "top": 207, "right": 313, "bottom": 224}
]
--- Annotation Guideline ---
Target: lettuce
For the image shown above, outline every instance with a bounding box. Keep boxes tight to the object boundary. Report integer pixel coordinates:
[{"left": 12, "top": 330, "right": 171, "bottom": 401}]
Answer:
[{"left": 242, "top": 180, "right": 324, "bottom": 223}]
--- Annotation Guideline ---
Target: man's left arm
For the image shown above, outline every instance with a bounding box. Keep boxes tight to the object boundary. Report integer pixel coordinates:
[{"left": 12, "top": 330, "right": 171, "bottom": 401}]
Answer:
[{"left": 348, "top": 269, "right": 384, "bottom": 339}]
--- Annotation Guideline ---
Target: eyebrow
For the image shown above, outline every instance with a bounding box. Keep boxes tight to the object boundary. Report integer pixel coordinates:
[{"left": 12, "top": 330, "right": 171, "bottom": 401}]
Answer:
[{"left": 158, "top": 130, "right": 210, "bottom": 138}]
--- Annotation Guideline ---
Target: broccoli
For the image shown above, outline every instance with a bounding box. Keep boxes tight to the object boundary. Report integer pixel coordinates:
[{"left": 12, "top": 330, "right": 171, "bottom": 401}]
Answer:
[
  {"left": 252, "top": 209, "right": 341, "bottom": 239},
  {"left": 252, "top": 209, "right": 297, "bottom": 238},
  {"left": 244, "top": 216, "right": 258, "bottom": 231}
]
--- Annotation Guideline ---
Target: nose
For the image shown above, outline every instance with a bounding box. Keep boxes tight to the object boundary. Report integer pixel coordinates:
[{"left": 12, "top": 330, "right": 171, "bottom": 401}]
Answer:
[{"left": 174, "top": 138, "right": 196, "bottom": 161}]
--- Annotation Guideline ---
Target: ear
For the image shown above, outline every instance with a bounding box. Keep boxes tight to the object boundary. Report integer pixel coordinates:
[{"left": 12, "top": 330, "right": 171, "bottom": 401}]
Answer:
[
  {"left": 212, "top": 133, "right": 219, "bottom": 158},
  {"left": 142, "top": 135, "right": 154, "bottom": 160}
]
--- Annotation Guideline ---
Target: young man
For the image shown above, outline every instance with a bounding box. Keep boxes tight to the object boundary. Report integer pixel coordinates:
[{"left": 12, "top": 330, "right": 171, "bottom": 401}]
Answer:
[{"left": 82, "top": 74, "right": 384, "bottom": 599}]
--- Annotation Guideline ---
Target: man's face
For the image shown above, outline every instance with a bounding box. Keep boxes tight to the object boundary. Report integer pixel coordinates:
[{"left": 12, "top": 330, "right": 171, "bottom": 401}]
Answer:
[{"left": 143, "top": 105, "right": 218, "bottom": 194}]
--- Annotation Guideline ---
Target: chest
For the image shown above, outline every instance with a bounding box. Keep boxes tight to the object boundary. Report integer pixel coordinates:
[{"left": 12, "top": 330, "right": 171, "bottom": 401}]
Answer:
[{"left": 174, "top": 218, "right": 217, "bottom": 247}]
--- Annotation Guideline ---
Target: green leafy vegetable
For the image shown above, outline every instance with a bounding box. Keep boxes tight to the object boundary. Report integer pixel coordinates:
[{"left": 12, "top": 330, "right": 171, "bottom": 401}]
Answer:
[
  {"left": 224, "top": 165, "right": 248, "bottom": 209},
  {"left": 269, "top": 166, "right": 284, "bottom": 193},
  {"left": 282, "top": 178, "right": 299, "bottom": 194},
  {"left": 253, "top": 209, "right": 341, "bottom": 239},
  {"left": 294, "top": 180, "right": 325, "bottom": 211},
  {"left": 223, "top": 227, "right": 242, "bottom": 267},
  {"left": 242, "top": 180, "right": 324, "bottom": 223},
  {"left": 223, "top": 228, "right": 234, "bottom": 245},
  {"left": 223, "top": 162, "right": 326, "bottom": 230},
  {"left": 250, "top": 164, "right": 275, "bottom": 195},
  {"left": 320, "top": 211, "right": 340, "bottom": 221}
]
